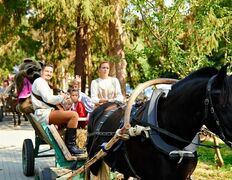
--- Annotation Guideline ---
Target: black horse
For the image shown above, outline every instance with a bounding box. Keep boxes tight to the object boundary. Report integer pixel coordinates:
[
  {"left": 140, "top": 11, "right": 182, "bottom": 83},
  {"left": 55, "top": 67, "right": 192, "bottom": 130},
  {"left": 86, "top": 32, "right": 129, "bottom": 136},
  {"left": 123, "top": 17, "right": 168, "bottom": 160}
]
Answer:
[{"left": 87, "top": 66, "right": 232, "bottom": 180}]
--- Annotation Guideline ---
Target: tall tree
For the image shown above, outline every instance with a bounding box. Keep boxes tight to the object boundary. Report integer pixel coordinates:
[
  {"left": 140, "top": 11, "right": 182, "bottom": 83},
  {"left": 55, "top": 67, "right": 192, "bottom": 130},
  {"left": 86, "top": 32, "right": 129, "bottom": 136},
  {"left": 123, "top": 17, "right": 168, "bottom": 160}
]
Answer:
[
  {"left": 127, "top": 0, "right": 232, "bottom": 81},
  {"left": 28, "top": 0, "right": 80, "bottom": 88},
  {"left": 0, "top": 0, "right": 30, "bottom": 78},
  {"left": 75, "top": 4, "right": 90, "bottom": 92},
  {"left": 108, "top": 0, "right": 127, "bottom": 95}
]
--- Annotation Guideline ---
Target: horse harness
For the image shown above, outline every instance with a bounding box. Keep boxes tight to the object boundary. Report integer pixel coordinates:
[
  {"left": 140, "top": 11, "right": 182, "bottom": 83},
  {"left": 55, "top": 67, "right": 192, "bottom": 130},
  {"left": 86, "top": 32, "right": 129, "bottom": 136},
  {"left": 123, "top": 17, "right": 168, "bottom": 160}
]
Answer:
[
  {"left": 132, "top": 89, "right": 199, "bottom": 163},
  {"left": 88, "top": 102, "right": 125, "bottom": 137},
  {"left": 204, "top": 75, "right": 232, "bottom": 147},
  {"left": 131, "top": 76, "right": 228, "bottom": 161},
  {"left": 87, "top": 76, "right": 228, "bottom": 178},
  {"left": 88, "top": 102, "right": 142, "bottom": 179}
]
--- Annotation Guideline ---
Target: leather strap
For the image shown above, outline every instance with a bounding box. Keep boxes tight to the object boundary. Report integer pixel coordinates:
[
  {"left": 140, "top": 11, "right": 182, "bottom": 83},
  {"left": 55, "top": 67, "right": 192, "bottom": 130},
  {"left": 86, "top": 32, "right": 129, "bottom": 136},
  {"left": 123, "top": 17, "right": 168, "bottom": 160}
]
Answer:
[{"left": 32, "top": 91, "right": 57, "bottom": 109}]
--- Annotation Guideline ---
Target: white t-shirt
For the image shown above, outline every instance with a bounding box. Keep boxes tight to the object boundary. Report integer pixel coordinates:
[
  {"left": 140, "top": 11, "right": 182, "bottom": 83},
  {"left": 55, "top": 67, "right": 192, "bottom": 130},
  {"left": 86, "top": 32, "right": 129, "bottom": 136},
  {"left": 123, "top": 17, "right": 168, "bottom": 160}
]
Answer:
[{"left": 31, "top": 77, "right": 64, "bottom": 123}]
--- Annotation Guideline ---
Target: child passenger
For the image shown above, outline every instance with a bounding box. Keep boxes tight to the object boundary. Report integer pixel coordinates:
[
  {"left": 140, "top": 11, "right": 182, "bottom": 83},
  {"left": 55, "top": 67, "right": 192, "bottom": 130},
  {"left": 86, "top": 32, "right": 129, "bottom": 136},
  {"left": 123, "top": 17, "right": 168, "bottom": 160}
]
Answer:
[
  {"left": 69, "top": 89, "right": 94, "bottom": 128},
  {"left": 68, "top": 75, "right": 94, "bottom": 114}
]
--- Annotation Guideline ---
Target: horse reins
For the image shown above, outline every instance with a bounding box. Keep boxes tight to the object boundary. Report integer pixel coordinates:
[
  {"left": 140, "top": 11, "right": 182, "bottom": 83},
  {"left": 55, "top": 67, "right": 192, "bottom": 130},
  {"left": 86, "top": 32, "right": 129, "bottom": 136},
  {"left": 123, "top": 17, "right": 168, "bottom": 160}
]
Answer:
[
  {"left": 68, "top": 77, "right": 231, "bottom": 179},
  {"left": 137, "top": 75, "right": 231, "bottom": 150}
]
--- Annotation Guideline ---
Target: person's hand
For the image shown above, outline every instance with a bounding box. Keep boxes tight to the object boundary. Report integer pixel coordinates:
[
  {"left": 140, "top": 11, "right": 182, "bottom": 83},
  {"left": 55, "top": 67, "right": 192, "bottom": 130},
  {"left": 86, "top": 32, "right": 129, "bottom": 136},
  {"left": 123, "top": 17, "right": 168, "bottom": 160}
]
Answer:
[
  {"left": 60, "top": 92, "right": 69, "bottom": 100},
  {"left": 62, "top": 96, "right": 72, "bottom": 110},
  {"left": 75, "top": 75, "right": 81, "bottom": 83}
]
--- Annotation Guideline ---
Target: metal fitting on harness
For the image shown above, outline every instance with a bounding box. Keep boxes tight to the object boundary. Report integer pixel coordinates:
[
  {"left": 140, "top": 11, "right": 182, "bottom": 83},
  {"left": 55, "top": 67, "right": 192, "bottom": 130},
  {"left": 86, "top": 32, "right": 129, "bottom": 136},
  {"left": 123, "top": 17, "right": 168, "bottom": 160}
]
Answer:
[
  {"left": 128, "top": 125, "right": 150, "bottom": 138},
  {"left": 169, "top": 150, "right": 194, "bottom": 164}
]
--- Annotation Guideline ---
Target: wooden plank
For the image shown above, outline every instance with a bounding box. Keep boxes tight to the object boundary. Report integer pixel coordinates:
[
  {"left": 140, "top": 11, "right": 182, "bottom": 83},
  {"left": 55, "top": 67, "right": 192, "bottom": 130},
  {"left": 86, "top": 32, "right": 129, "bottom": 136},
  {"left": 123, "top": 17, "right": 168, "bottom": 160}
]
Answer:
[
  {"left": 28, "top": 113, "right": 53, "bottom": 146},
  {"left": 49, "top": 125, "right": 87, "bottom": 161},
  {"left": 28, "top": 113, "right": 87, "bottom": 161}
]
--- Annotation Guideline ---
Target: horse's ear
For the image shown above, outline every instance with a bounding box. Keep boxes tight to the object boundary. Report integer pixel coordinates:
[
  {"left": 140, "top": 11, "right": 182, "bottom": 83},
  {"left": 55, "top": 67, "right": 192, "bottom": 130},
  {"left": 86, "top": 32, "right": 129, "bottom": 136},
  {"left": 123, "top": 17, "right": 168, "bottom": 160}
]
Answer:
[
  {"left": 214, "top": 65, "right": 228, "bottom": 88},
  {"left": 23, "top": 58, "right": 33, "bottom": 63},
  {"left": 38, "top": 61, "right": 43, "bottom": 69}
]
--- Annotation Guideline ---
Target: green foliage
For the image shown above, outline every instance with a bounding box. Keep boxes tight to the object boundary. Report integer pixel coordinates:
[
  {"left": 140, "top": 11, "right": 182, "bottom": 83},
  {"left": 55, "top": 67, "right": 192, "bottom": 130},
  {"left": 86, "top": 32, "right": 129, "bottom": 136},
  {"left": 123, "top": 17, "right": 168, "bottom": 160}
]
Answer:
[
  {"left": 0, "top": 0, "right": 27, "bottom": 26},
  {"left": 17, "top": 33, "right": 42, "bottom": 56},
  {"left": 125, "top": 46, "right": 147, "bottom": 88},
  {"left": 194, "top": 141, "right": 232, "bottom": 179},
  {"left": 125, "top": 0, "right": 232, "bottom": 82},
  {"left": 0, "top": 0, "right": 35, "bottom": 76},
  {"left": 0, "top": 0, "right": 231, "bottom": 87},
  {"left": 198, "top": 141, "right": 232, "bottom": 165}
]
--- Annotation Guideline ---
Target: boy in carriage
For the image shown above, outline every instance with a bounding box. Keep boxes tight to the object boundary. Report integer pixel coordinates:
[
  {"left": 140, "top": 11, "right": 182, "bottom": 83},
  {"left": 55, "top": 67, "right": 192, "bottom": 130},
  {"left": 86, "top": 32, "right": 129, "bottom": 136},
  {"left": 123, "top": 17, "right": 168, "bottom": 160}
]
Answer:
[{"left": 67, "top": 76, "right": 94, "bottom": 128}]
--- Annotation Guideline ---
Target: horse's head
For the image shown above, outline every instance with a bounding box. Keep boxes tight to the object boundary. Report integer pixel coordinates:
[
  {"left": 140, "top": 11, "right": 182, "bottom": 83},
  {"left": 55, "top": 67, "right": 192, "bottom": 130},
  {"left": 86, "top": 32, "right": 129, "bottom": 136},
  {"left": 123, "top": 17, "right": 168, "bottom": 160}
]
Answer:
[
  {"left": 15, "top": 59, "right": 42, "bottom": 94},
  {"left": 19, "top": 59, "right": 42, "bottom": 83},
  {"left": 162, "top": 65, "right": 232, "bottom": 148},
  {"left": 204, "top": 65, "right": 232, "bottom": 147}
]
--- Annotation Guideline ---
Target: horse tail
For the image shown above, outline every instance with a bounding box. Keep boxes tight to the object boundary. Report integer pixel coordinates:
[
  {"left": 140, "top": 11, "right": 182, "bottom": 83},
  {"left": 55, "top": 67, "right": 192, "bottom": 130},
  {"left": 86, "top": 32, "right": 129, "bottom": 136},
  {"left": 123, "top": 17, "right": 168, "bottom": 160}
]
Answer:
[{"left": 90, "top": 162, "right": 110, "bottom": 180}]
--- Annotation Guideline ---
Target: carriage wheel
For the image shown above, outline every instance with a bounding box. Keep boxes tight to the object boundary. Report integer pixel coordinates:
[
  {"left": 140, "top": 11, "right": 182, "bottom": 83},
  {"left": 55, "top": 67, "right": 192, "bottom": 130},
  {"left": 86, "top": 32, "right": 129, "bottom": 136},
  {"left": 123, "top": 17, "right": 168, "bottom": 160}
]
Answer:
[{"left": 22, "top": 139, "right": 35, "bottom": 176}]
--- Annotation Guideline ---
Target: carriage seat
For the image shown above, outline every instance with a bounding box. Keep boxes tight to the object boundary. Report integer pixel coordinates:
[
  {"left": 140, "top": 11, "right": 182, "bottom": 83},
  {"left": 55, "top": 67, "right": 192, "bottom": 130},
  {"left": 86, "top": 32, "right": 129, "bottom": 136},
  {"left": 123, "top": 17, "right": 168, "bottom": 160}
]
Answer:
[{"left": 77, "top": 114, "right": 89, "bottom": 129}]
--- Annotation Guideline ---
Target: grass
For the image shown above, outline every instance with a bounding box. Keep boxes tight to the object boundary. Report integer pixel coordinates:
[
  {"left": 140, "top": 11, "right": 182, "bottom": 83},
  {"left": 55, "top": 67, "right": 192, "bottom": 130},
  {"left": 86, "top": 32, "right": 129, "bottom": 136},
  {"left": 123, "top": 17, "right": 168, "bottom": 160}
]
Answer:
[{"left": 192, "top": 141, "right": 232, "bottom": 180}]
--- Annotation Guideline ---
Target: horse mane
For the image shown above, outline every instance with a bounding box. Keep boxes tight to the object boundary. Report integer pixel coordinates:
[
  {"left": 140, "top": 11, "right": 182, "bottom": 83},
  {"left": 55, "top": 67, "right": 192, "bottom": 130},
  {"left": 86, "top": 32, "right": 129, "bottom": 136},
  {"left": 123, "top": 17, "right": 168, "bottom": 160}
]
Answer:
[{"left": 173, "top": 67, "right": 218, "bottom": 89}]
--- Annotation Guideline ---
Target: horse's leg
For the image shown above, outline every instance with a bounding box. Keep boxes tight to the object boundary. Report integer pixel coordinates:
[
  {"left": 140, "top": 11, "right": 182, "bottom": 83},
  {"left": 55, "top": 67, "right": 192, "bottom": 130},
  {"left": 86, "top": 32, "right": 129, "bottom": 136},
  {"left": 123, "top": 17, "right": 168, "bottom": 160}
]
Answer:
[
  {"left": 17, "top": 112, "right": 21, "bottom": 126},
  {"left": 85, "top": 168, "right": 91, "bottom": 180},
  {"left": 24, "top": 114, "right": 28, "bottom": 121},
  {"left": 0, "top": 106, "right": 3, "bottom": 121},
  {"left": 12, "top": 111, "right": 16, "bottom": 126},
  {"left": 95, "top": 162, "right": 110, "bottom": 180},
  {"left": 3, "top": 103, "right": 7, "bottom": 116}
]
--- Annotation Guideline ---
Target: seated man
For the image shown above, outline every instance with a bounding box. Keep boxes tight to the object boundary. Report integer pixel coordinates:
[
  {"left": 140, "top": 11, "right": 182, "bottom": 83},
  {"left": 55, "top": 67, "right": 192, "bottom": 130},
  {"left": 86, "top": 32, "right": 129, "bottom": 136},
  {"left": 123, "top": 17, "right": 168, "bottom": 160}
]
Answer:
[{"left": 31, "top": 63, "right": 84, "bottom": 155}]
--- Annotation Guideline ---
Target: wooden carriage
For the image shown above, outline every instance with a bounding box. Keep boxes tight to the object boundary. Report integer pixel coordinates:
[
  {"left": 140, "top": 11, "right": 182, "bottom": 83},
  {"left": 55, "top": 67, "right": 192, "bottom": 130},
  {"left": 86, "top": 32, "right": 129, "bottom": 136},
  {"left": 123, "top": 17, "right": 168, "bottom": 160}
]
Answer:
[
  {"left": 22, "top": 77, "right": 227, "bottom": 179},
  {"left": 22, "top": 113, "right": 88, "bottom": 179}
]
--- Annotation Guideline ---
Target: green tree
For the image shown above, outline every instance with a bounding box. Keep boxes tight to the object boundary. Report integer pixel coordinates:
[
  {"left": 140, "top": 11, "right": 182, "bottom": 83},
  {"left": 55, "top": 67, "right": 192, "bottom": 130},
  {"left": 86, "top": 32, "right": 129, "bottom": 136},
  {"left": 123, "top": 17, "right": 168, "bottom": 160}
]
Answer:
[
  {"left": 27, "top": 0, "right": 80, "bottom": 88},
  {"left": 0, "top": 0, "right": 30, "bottom": 77},
  {"left": 125, "top": 0, "right": 232, "bottom": 86}
]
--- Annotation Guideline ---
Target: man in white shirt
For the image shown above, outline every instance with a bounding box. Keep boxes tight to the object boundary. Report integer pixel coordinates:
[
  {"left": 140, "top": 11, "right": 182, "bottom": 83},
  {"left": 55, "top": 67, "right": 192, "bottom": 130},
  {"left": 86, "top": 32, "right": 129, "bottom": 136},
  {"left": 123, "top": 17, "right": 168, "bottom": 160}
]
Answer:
[{"left": 31, "top": 63, "right": 84, "bottom": 155}]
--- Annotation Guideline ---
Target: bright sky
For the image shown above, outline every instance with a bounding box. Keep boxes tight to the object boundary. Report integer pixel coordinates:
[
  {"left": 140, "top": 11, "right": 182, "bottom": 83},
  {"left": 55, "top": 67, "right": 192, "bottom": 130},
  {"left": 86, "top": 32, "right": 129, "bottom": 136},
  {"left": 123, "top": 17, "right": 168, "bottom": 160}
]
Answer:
[{"left": 164, "top": 0, "right": 173, "bottom": 7}]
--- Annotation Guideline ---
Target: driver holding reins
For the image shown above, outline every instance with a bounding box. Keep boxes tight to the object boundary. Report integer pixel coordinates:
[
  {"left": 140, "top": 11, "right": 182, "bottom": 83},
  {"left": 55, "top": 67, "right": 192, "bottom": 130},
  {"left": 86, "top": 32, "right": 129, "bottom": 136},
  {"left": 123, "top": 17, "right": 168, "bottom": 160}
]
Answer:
[{"left": 31, "top": 63, "right": 84, "bottom": 155}]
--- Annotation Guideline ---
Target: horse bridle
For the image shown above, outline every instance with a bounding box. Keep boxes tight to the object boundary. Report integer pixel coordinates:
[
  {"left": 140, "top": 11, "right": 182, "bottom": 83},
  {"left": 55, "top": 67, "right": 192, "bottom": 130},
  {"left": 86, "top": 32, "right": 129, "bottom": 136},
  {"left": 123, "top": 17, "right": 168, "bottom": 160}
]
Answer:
[{"left": 204, "top": 75, "right": 232, "bottom": 147}]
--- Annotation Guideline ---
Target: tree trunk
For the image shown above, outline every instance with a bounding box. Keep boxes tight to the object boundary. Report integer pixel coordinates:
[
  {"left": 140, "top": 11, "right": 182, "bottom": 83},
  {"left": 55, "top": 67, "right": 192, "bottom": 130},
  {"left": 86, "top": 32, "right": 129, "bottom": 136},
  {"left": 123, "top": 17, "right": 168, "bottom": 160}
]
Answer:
[
  {"left": 108, "top": 0, "right": 127, "bottom": 96},
  {"left": 75, "top": 8, "right": 89, "bottom": 93}
]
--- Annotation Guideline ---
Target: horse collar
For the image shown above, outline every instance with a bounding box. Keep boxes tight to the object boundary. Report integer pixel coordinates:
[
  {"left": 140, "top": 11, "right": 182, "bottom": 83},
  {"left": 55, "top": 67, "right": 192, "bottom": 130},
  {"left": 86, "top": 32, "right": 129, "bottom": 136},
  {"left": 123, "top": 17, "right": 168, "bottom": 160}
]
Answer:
[{"left": 145, "top": 89, "right": 199, "bottom": 159}]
